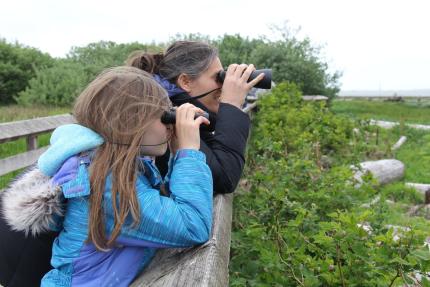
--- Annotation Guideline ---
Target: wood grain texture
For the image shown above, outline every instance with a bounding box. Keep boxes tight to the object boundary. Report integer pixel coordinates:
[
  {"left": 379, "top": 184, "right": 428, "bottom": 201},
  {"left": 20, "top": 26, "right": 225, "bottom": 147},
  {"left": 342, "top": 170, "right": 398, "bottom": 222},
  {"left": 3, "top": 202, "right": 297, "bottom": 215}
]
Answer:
[
  {"left": 0, "top": 146, "right": 49, "bottom": 176},
  {"left": 0, "top": 114, "right": 75, "bottom": 143},
  {"left": 131, "top": 194, "right": 233, "bottom": 287}
]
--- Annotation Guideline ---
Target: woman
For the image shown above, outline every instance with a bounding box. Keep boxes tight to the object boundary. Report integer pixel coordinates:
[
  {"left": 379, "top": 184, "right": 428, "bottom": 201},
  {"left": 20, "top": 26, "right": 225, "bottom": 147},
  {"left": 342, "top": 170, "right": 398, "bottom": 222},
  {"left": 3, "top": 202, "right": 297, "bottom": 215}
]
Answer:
[
  {"left": 2, "top": 66, "right": 213, "bottom": 287},
  {"left": 127, "top": 40, "right": 264, "bottom": 194}
]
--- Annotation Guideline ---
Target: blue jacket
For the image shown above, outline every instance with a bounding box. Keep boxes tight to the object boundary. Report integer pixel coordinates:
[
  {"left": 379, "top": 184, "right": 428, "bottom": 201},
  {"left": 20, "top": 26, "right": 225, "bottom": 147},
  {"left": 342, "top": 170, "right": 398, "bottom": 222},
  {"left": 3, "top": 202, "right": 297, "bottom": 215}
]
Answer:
[{"left": 31, "top": 124, "right": 213, "bottom": 286}]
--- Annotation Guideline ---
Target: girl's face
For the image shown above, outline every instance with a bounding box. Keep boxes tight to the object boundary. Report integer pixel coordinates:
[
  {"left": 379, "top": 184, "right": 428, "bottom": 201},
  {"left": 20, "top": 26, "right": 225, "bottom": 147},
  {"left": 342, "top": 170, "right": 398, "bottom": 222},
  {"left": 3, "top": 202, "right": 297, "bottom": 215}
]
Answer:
[
  {"left": 139, "top": 118, "right": 172, "bottom": 156},
  {"left": 187, "top": 57, "right": 223, "bottom": 113}
]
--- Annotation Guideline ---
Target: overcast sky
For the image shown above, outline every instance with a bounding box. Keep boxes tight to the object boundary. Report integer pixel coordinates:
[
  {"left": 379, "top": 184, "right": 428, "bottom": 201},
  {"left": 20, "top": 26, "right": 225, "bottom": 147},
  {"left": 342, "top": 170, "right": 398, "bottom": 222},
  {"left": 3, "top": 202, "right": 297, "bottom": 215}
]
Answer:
[{"left": 1, "top": 0, "right": 429, "bottom": 91}]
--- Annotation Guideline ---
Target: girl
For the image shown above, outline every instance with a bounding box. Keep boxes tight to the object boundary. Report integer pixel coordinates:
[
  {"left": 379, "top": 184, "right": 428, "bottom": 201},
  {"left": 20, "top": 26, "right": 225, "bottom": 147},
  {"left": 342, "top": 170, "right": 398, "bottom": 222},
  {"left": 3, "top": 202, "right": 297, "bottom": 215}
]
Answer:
[{"left": 1, "top": 66, "right": 213, "bottom": 286}]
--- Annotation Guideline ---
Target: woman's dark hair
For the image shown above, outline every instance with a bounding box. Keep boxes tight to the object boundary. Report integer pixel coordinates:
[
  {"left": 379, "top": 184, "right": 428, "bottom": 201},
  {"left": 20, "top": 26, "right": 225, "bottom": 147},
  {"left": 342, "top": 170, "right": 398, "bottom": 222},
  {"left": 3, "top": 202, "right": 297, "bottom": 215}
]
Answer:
[{"left": 126, "top": 41, "right": 218, "bottom": 83}]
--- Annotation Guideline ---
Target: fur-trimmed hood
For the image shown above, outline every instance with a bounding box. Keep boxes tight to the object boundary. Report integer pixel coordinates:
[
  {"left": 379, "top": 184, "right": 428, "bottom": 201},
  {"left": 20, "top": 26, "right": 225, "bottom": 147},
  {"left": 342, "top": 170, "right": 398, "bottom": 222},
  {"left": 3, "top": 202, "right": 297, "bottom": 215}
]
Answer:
[
  {"left": 1, "top": 124, "right": 104, "bottom": 235},
  {"left": 1, "top": 166, "right": 64, "bottom": 235}
]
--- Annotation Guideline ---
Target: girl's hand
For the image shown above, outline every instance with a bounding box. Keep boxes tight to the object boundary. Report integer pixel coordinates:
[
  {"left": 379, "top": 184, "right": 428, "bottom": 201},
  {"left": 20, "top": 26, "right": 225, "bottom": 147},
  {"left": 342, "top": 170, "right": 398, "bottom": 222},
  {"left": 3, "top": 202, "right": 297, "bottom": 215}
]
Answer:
[
  {"left": 220, "top": 63, "right": 265, "bottom": 109},
  {"left": 174, "top": 103, "right": 210, "bottom": 151}
]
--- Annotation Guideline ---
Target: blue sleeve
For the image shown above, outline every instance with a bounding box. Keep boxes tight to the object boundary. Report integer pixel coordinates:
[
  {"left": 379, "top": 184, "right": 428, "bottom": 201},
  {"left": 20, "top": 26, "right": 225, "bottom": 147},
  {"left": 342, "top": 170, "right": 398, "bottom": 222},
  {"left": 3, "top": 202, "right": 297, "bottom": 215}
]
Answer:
[
  {"left": 106, "top": 149, "right": 213, "bottom": 248},
  {"left": 162, "top": 153, "right": 175, "bottom": 194}
]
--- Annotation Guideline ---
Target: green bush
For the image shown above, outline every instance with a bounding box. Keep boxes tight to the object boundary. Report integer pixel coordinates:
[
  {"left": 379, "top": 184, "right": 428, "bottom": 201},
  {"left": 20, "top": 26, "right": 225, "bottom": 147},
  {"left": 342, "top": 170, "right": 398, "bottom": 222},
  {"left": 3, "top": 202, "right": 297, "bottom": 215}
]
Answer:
[
  {"left": 17, "top": 60, "right": 87, "bottom": 106},
  {"left": 230, "top": 83, "right": 430, "bottom": 286},
  {"left": 216, "top": 31, "right": 340, "bottom": 99},
  {"left": 15, "top": 41, "right": 160, "bottom": 106},
  {"left": 5, "top": 28, "right": 340, "bottom": 105},
  {"left": 0, "top": 38, "right": 53, "bottom": 104},
  {"left": 67, "top": 41, "right": 161, "bottom": 77}
]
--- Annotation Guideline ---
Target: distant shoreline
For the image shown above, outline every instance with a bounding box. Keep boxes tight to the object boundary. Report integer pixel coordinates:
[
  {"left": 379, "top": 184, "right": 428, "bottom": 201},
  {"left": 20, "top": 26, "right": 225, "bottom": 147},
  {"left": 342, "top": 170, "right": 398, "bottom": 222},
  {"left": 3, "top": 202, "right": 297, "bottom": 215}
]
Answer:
[{"left": 339, "top": 89, "right": 430, "bottom": 97}]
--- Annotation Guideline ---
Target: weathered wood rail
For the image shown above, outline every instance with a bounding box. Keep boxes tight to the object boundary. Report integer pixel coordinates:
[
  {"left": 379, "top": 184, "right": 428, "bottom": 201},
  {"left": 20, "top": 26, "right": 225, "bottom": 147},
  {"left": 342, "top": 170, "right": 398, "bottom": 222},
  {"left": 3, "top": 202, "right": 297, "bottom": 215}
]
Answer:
[
  {"left": 0, "top": 102, "right": 259, "bottom": 286},
  {"left": 0, "top": 114, "right": 76, "bottom": 177}
]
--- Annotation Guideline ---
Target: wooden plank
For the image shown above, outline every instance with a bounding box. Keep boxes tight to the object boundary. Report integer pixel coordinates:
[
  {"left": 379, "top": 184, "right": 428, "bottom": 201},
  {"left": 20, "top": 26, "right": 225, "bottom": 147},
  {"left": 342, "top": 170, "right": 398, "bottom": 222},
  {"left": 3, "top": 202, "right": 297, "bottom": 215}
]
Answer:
[
  {"left": 0, "top": 114, "right": 76, "bottom": 143},
  {"left": 27, "top": 134, "right": 38, "bottom": 150},
  {"left": 131, "top": 193, "right": 233, "bottom": 287},
  {"left": 0, "top": 146, "right": 49, "bottom": 176}
]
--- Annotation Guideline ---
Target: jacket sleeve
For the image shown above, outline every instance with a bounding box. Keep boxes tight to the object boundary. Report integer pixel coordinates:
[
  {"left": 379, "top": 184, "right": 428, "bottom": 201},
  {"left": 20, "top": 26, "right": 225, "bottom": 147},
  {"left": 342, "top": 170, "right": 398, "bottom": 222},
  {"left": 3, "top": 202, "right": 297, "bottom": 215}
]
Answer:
[
  {"left": 200, "top": 103, "right": 251, "bottom": 194},
  {"left": 106, "top": 149, "right": 213, "bottom": 248}
]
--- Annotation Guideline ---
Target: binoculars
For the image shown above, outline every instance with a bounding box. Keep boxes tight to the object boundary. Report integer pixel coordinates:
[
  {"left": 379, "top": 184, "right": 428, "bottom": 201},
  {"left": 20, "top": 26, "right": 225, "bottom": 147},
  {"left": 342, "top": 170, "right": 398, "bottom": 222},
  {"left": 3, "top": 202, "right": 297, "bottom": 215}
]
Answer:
[
  {"left": 216, "top": 69, "right": 272, "bottom": 89},
  {"left": 161, "top": 109, "right": 209, "bottom": 125}
]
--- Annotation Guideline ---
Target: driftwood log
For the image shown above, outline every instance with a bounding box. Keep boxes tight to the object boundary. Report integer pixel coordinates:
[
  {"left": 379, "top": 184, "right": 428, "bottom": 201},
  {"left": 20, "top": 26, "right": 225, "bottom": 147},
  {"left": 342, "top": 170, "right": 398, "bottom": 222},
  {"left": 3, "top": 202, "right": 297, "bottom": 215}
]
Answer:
[
  {"left": 370, "top": 119, "right": 430, "bottom": 131},
  {"left": 391, "top": 136, "right": 407, "bottom": 151},
  {"left": 353, "top": 159, "right": 405, "bottom": 185},
  {"left": 406, "top": 183, "right": 430, "bottom": 204}
]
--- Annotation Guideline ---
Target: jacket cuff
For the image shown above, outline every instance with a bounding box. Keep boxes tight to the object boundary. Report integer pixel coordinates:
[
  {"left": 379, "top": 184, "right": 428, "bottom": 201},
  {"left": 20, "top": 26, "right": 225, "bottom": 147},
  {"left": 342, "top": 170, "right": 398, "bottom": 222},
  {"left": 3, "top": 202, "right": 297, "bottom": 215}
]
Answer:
[{"left": 174, "top": 149, "right": 206, "bottom": 163}]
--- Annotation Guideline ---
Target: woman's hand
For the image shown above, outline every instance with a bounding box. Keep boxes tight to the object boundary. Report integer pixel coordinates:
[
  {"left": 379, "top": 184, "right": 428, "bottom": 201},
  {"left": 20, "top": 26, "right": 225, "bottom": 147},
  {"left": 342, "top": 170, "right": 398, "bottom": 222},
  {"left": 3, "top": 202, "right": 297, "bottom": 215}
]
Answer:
[
  {"left": 220, "top": 64, "right": 265, "bottom": 109},
  {"left": 171, "top": 103, "right": 210, "bottom": 151}
]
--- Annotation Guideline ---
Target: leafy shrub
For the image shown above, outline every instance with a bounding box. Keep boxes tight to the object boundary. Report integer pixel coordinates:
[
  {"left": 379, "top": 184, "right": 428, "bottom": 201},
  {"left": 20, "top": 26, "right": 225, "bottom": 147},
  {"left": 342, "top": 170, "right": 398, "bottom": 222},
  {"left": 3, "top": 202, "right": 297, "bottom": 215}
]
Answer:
[
  {"left": 230, "top": 83, "right": 430, "bottom": 286},
  {"left": 0, "top": 38, "right": 53, "bottom": 104},
  {"left": 15, "top": 41, "right": 160, "bottom": 106},
  {"left": 17, "top": 60, "right": 87, "bottom": 106}
]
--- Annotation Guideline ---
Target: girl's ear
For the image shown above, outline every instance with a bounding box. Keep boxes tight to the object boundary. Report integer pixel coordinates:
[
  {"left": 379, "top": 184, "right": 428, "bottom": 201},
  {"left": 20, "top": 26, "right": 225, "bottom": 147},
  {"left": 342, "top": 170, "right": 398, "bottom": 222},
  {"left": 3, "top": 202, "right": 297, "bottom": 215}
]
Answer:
[{"left": 177, "top": 73, "right": 193, "bottom": 93}]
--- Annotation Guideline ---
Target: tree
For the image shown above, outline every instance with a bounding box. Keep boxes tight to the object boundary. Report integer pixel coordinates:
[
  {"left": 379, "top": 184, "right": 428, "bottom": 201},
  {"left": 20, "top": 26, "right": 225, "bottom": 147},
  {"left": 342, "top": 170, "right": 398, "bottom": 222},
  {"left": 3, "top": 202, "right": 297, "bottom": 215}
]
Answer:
[
  {"left": 17, "top": 59, "right": 87, "bottom": 106},
  {"left": 67, "top": 41, "right": 162, "bottom": 78},
  {"left": 16, "top": 41, "right": 163, "bottom": 106},
  {"left": 213, "top": 27, "right": 341, "bottom": 99},
  {"left": 0, "top": 38, "right": 53, "bottom": 104}
]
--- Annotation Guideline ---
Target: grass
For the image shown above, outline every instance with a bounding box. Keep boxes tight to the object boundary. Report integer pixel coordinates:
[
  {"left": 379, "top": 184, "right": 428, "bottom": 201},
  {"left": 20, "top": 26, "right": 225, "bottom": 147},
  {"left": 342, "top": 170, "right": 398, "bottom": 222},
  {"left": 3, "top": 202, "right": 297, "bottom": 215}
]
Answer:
[
  {"left": 331, "top": 99, "right": 430, "bottom": 125},
  {"left": 395, "top": 129, "right": 430, "bottom": 183},
  {"left": 0, "top": 105, "right": 70, "bottom": 123},
  {"left": 331, "top": 99, "right": 430, "bottom": 184},
  {"left": 0, "top": 105, "right": 71, "bottom": 189}
]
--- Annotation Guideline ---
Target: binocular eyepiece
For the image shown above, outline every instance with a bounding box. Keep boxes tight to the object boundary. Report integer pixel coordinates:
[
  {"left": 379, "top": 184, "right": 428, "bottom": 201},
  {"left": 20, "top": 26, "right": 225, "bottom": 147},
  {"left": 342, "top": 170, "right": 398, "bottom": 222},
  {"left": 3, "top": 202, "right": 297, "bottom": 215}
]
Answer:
[
  {"left": 161, "top": 109, "right": 209, "bottom": 125},
  {"left": 216, "top": 69, "right": 272, "bottom": 89}
]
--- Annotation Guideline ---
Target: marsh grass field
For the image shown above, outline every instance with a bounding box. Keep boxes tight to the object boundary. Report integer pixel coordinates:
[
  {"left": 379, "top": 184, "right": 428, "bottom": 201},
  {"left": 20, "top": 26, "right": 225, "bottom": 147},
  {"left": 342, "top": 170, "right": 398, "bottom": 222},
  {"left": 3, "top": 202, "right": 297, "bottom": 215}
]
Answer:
[
  {"left": 332, "top": 99, "right": 430, "bottom": 185},
  {"left": 1, "top": 100, "right": 430, "bottom": 189},
  {"left": 332, "top": 98, "right": 430, "bottom": 125}
]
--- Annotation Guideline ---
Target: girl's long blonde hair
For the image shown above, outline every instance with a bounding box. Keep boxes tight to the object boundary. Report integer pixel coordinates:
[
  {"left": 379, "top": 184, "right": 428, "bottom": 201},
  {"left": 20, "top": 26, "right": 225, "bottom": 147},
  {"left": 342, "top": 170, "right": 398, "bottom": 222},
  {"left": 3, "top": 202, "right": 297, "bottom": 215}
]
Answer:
[{"left": 73, "top": 66, "right": 171, "bottom": 251}]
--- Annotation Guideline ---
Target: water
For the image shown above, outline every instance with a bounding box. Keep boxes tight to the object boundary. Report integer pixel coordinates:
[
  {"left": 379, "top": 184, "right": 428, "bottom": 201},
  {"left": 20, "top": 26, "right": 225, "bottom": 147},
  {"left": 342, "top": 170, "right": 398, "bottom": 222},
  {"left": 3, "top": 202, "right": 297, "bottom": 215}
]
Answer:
[{"left": 339, "top": 89, "right": 430, "bottom": 97}]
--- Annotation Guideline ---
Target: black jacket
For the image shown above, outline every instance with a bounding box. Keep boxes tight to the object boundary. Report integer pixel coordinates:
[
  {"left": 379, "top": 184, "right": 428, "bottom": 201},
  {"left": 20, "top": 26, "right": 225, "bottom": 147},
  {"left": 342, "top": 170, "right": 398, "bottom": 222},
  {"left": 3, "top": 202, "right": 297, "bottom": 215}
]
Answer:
[
  {"left": 156, "top": 99, "right": 250, "bottom": 194},
  {"left": 0, "top": 205, "right": 57, "bottom": 287}
]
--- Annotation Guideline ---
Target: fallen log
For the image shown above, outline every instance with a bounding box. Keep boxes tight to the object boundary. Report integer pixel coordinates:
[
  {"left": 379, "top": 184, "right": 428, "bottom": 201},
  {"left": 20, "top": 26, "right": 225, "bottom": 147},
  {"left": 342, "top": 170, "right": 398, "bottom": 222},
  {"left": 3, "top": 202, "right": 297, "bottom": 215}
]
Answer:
[
  {"left": 391, "top": 136, "right": 407, "bottom": 151},
  {"left": 405, "top": 183, "right": 430, "bottom": 204},
  {"left": 353, "top": 159, "right": 405, "bottom": 185}
]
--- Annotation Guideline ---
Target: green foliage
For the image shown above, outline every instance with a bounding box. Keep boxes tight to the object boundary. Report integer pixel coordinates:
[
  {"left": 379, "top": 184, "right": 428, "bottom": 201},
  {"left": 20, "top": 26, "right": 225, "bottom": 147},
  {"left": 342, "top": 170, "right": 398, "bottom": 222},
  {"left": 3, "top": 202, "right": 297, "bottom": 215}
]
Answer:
[
  {"left": 230, "top": 83, "right": 430, "bottom": 286},
  {"left": 216, "top": 35, "right": 263, "bottom": 66},
  {"left": 5, "top": 26, "right": 340, "bottom": 105},
  {"left": 67, "top": 41, "right": 161, "bottom": 77},
  {"left": 17, "top": 60, "right": 87, "bottom": 106},
  {"left": 0, "top": 38, "right": 53, "bottom": 104},
  {"left": 332, "top": 99, "right": 430, "bottom": 183},
  {"left": 332, "top": 99, "right": 430, "bottom": 125},
  {"left": 0, "top": 104, "right": 70, "bottom": 123},
  {"left": 215, "top": 30, "right": 340, "bottom": 99},
  {"left": 15, "top": 41, "right": 160, "bottom": 106}
]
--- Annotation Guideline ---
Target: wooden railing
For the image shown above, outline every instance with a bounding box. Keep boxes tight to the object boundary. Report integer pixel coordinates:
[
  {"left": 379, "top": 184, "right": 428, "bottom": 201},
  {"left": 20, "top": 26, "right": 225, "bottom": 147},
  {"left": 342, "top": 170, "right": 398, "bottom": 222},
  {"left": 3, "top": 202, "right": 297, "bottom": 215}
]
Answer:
[
  {"left": 0, "top": 114, "right": 76, "bottom": 177},
  {"left": 0, "top": 103, "right": 259, "bottom": 286}
]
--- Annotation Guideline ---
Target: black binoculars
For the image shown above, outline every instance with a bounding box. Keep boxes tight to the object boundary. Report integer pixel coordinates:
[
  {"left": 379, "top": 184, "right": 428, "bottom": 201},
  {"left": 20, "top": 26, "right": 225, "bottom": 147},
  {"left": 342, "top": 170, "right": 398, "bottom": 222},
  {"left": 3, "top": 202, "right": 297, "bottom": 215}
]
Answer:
[
  {"left": 161, "top": 109, "right": 209, "bottom": 125},
  {"left": 216, "top": 69, "right": 272, "bottom": 89}
]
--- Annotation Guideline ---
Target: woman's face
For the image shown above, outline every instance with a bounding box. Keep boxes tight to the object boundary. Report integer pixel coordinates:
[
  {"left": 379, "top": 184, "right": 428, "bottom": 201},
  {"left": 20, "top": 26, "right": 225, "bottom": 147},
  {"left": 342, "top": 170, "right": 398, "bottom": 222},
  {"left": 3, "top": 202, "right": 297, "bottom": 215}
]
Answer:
[
  {"left": 187, "top": 57, "right": 223, "bottom": 113},
  {"left": 139, "top": 117, "right": 172, "bottom": 156}
]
